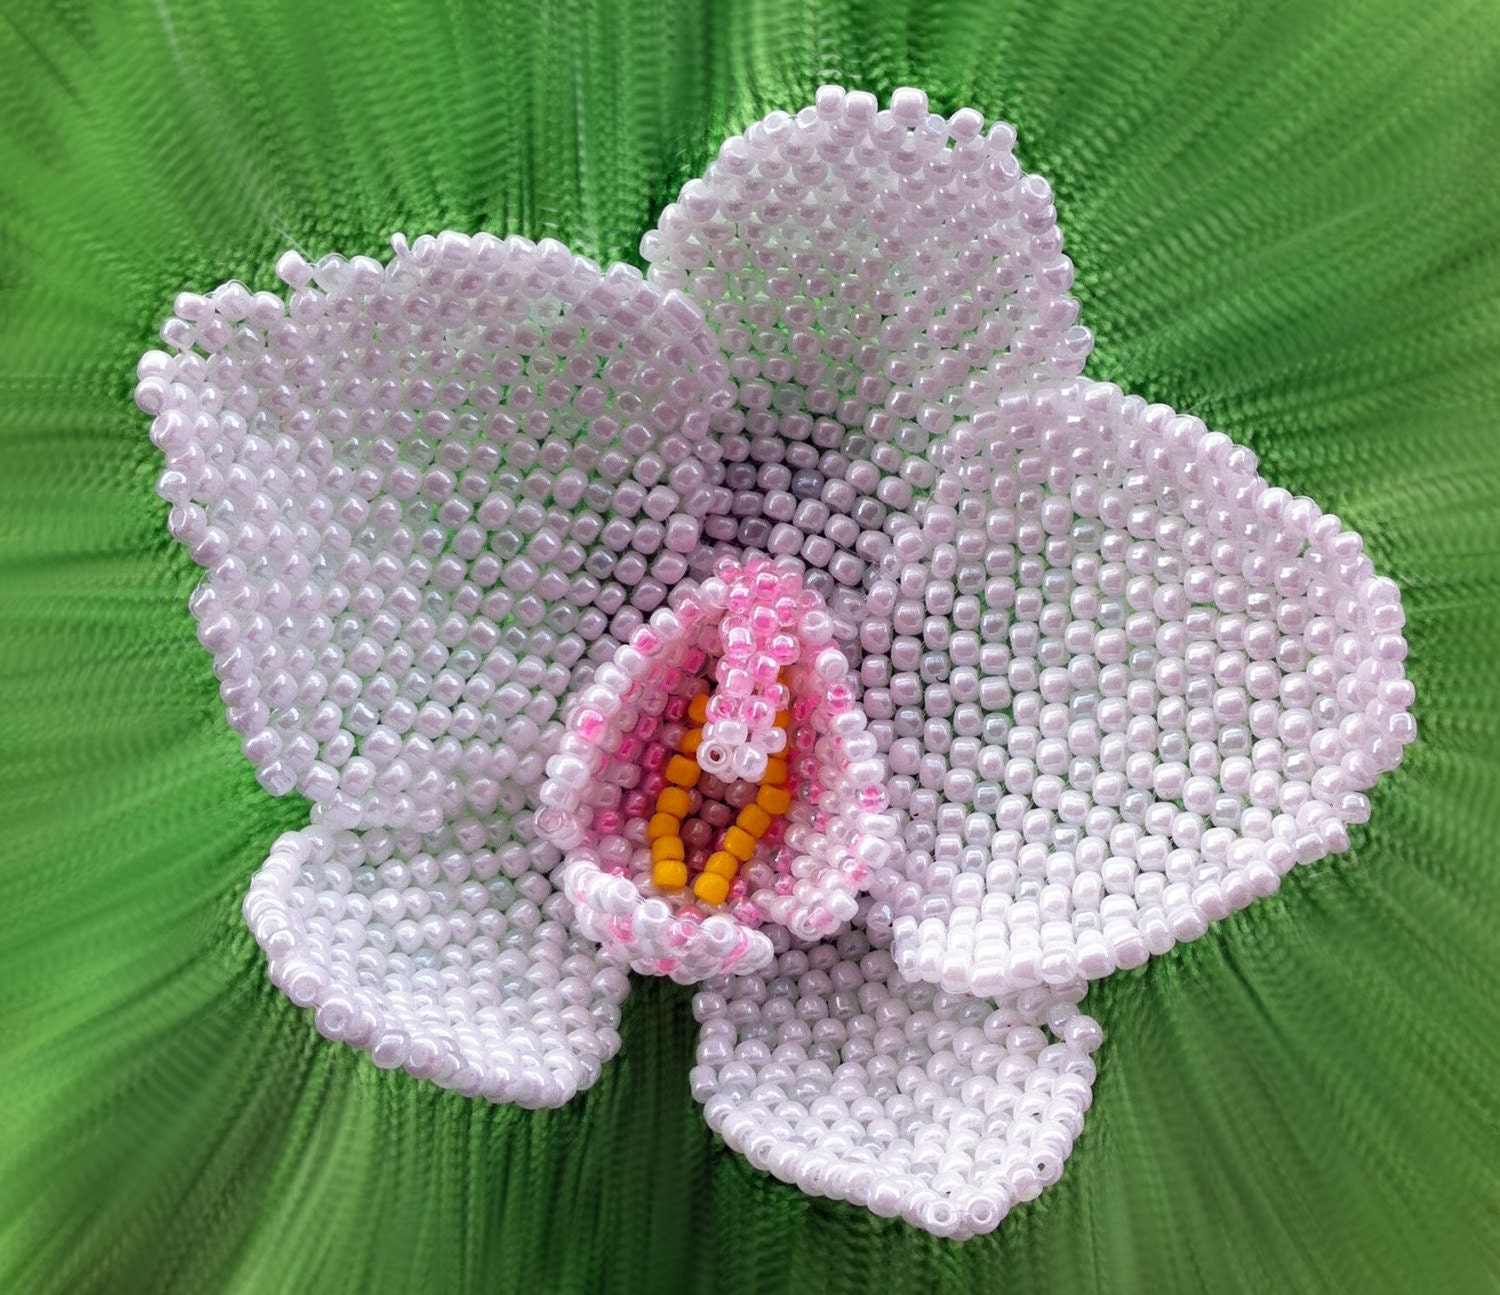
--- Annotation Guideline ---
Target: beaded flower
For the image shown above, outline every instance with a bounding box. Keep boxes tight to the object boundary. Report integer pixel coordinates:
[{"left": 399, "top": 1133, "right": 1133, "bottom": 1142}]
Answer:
[{"left": 135, "top": 86, "right": 1415, "bottom": 1239}]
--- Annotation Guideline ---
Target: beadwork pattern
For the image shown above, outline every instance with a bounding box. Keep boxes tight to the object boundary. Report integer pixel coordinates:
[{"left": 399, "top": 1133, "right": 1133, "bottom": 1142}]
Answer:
[
  {"left": 541, "top": 554, "right": 897, "bottom": 981},
  {"left": 137, "top": 85, "right": 1413, "bottom": 1239}
]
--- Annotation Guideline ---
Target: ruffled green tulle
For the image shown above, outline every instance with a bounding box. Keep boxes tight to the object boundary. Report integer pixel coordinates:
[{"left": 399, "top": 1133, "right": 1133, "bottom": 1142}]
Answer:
[{"left": 1, "top": 1, "right": 1498, "bottom": 1291}]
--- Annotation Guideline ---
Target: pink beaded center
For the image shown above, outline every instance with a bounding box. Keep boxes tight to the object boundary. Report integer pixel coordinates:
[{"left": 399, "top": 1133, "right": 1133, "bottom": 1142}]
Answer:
[{"left": 538, "top": 554, "right": 898, "bottom": 982}]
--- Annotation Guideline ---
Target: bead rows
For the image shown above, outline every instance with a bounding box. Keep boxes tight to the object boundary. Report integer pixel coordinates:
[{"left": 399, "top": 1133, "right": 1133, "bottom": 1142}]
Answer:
[
  {"left": 142, "top": 83, "right": 1415, "bottom": 1238},
  {"left": 647, "top": 692, "right": 795, "bottom": 905},
  {"left": 692, "top": 920, "right": 1100, "bottom": 1239},
  {"left": 540, "top": 557, "right": 899, "bottom": 980},
  {"left": 642, "top": 83, "right": 1089, "bottom": 607},
  {"left": 138, "top": 233, "right": 731, "bottom": 835},
  {"left": 245, "top": 820, "right": 629, "bottom": 1109},
  {"left": 862, "top": 381, "right": 1416, "bottom": 994}
]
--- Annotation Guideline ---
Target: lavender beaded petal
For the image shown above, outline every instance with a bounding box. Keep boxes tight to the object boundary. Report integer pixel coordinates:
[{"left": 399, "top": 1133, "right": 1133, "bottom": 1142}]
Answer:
[
  {"left": 691, "top": 918, "right": 1099, "bottom": 1239},
  {"left": 246, "top": 821, "right": 630, "bottom": 1108},
  {"left": 645, "top": 86, "right": 1415, "bottom": 999},
  {"left": 138, "top": 233, "right": 730, "bottom": 833},
  {"left": 871, "top": 380, "right": 1416, "bottom": 995}
]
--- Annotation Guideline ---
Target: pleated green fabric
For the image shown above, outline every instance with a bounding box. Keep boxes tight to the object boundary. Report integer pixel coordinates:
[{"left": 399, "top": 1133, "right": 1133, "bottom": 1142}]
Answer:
[{"left": 1, "top": 0, "right": 1497, "bottom": 1290}]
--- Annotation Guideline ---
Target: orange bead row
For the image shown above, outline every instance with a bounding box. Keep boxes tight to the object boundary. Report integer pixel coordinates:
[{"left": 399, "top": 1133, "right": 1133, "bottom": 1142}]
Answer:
[{"left": 650, "top": 691, "right": 792, "bottom": 905}]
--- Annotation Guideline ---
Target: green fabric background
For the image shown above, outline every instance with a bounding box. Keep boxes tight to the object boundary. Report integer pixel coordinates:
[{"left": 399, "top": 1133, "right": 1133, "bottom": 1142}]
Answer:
[{"left": 1, "top": 0, "right": 1497, "bottom": 1290}]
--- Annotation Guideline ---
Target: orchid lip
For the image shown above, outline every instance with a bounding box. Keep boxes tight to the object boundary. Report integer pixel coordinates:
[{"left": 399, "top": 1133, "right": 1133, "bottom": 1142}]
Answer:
[{"left": 538, "top": 553, "right": 899, "bottom": 983}]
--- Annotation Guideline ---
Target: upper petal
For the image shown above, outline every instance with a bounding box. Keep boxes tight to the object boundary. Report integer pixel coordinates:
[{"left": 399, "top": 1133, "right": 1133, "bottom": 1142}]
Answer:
[
  {"left": 643, "top": 84, "right": 1091, "bottom": 460},
  {"left": 137, "top": 233, "right": 729, "bottom": 832},
  {"left": 690, "top": 919, "right": 1100, "bottom": 1239},
  {"left": 853, "top": 379, "right": 1416, "bottom": 996},
  {"left": 245, "top": 817, "right": 631, "bottom": 1108}
]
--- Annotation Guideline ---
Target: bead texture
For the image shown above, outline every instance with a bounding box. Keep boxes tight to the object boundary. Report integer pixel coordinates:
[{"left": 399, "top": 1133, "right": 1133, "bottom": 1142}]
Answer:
[{"left": 139, "top": 84, "right": 1414, "bottom": 1238}]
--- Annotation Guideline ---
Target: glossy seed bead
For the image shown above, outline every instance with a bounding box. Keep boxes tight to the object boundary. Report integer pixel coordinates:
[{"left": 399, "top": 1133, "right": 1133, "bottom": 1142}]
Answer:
[
  {"left": 757, "top": 784, "right": 792, "bottom": 815},
  {"left": 655, "top": 860, "right": 689, "bottom": 889},
  {"left": 693, "top": 871, "right": 730, "bottom": 905},
  {"left": 647, "top": 813, "right": 680, "bottom": 840},
  {"left": 723, "top": 826, "right": 757, "bottom": 861},
  {"left": 666, "top": 756, "right": 702, "bottom": 787},
  {"left": 651, "top": 836, "right": 685, "bottom": 862},
  {"left": 704, "top": 850, "right": 740, "bottom": 879},
  {"left": 737, "top": 802, "right": 772, "bottom": 836}
]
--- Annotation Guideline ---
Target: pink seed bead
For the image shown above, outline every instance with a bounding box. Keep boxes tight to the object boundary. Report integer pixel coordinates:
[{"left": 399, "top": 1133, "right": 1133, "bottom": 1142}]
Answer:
[
  {"left": 744, "top": 697, "right": 773, "bottom": 729},
  {"left": 708, "top": 694, "right": 741, "bottom": 721},
  {"left": 722, "top": 667, "right": 753, "bottom": 696},
  {"left": 723, "top": 623, "right": 754, "bottom": 656}
]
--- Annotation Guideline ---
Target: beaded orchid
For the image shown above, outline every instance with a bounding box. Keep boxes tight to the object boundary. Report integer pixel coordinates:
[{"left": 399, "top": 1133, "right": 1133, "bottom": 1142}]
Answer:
[{"left": 135, "top": 86, "right": 1415, "bottom": 1239}]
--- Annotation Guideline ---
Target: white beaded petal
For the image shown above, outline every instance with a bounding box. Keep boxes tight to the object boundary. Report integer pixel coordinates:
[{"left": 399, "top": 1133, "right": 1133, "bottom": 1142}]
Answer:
[
  {"left": 691, "top": 920, "right": 1099, "bottom": 1239},
  {"left": 863, "top": 379, "right": 1417, "bottom": 995},
  {"left": 643, "top": 85, "right": 1092, "bottom": 576},
  {"left": 139, "top": 83, "right": 1417, "bottom": 1237},
  {"left": 244, "top": 820, "right": 630, "bottom": 1107},
  {"left": 137, "top": 233, "right": 730, "bottom": 832}
]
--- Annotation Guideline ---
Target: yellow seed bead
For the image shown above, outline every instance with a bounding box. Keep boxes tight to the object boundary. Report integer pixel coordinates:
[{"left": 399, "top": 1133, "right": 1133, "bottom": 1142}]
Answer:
[
  {"left": 646, "top": 813, "right": 680, "bottom": 841},
  {"left": 763, "top": 757, "right": 788, "bottom": 785},
  {"left": 693, "top": 871, "right": 730, "bottom": 905},
  {"left": 705, "top": 851, "right": 739, "bottom": 879},
  {"left": 665, "top": 755, "right": 701, "bottom": 788},
  {"left": 775, "top": 710, "right": 792, "bottom": 730},
  {"left": 657, "top": 787, "right": 692, "bottom": 818},
  {"left": 736, "top": 803, "right": 772, "bottom": 837},
  {"left": 687, "top": 694, "right": 710, "bottom": 723},
  {"left": 651, "top": 836, "right": 684, "bottom": 862},
  {"left": 653, "top": 860, "right": 688, "bottom": 889},
  {"left": 723, "top": 826, "right": 756, "bottom": 861},
  {"left": 680, "top": 728, "right": 702, "bottom": 755},
  {"left": 757, "top": 784, "right": 792, "bottom": 815}
]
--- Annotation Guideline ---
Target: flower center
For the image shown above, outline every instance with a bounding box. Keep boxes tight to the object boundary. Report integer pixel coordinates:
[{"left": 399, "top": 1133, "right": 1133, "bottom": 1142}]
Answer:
[
  {"left": 646, "top": 686, "right": 794, "bottom": 906},
  {"left": 538, "top": 553, "right": 897, "bottom": 981}
]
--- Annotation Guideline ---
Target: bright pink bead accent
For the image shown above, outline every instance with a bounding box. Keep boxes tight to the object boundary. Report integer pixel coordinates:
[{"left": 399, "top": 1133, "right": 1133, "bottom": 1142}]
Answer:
[{"left": 539, "top": 550, "right": 897, "bottom": 968}]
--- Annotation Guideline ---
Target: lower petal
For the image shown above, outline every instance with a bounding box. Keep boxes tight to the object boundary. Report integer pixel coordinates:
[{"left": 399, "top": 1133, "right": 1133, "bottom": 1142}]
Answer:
[
  {"left": 560, "top": 851, "right": 776, "bottom": 983},
  {"left": 689, "top": 923, "right": 1100, "bottom": 1239},
  {"left": 244, "top": 818, "right": 630, "bottom": 1108}
]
